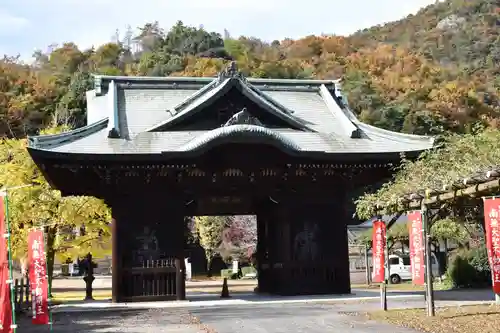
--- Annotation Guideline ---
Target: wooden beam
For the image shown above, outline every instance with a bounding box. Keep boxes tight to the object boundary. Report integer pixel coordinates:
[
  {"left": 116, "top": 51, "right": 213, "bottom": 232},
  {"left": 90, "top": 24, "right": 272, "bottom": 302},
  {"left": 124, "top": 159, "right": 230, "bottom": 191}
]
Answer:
[{"left": 405, "top": 178, "right": 500, "bottom": 209}]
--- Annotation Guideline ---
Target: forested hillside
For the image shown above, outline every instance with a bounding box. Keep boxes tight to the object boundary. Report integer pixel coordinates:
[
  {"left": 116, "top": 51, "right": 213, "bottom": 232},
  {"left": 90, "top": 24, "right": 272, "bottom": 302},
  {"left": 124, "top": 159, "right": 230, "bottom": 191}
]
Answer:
[{"left": 0, "top": 0, "right": 499, "bottom": 139}]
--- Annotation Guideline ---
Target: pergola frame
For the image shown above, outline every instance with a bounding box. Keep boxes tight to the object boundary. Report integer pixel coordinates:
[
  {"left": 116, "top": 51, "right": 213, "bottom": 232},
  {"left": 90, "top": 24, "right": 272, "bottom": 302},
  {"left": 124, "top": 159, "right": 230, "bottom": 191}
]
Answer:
[{"left": 371, "top": 168, "right": 500, "bottom": 316}]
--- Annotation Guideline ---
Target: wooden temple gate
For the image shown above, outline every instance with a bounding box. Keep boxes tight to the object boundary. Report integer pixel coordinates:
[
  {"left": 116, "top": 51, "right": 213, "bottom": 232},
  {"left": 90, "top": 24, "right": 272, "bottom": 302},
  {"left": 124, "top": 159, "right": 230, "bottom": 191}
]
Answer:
[
  {"left": 26, "top": 70, "right": 433, "bottom": 303},
  {"left": 103, "top": 144, "right": 389, "bottom": 301}
]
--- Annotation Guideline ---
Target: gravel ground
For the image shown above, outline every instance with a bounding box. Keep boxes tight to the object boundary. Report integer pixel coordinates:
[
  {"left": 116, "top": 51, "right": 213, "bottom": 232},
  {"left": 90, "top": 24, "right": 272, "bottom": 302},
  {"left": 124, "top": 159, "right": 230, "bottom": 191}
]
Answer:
[
  {"left": 16, "top": 309, "right": 204, "bottom": 333},
  {"left": 16, "top": 300, "right": 422, "bottom": 333},
  {"left": 16, "top": 289, "right": 496, "bottom": 332}
]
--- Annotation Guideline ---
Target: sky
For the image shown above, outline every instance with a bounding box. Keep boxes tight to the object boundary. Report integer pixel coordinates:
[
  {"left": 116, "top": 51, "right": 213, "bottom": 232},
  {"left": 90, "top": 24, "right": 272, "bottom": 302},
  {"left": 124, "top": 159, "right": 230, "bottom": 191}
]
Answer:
[{"left": 1, "top": 0, "right": 439, "bottom": 60}]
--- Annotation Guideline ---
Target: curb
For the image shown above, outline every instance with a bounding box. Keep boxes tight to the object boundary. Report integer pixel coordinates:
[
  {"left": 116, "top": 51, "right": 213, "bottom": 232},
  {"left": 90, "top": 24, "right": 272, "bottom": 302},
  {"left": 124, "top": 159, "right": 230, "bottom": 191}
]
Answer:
[{"left": 51, "top": 294, "right": 425, "bottom": 314}]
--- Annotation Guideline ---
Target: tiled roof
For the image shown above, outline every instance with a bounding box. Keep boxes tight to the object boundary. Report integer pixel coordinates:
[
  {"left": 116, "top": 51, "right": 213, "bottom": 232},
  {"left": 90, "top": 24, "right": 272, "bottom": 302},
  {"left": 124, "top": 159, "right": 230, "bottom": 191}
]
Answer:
[
  {"left": 27, "top": 65, "right": 435, "bottom": 157},
  {"left": 31, "top": 120, "right": 433, "bottom": 156}
]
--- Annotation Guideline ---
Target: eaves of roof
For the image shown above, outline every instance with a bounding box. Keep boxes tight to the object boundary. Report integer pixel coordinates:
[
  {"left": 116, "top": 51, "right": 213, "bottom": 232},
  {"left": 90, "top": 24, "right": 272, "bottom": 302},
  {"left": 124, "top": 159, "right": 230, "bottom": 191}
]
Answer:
[{"left": 27, "top": 118, "right": 109, "bottom": 150}]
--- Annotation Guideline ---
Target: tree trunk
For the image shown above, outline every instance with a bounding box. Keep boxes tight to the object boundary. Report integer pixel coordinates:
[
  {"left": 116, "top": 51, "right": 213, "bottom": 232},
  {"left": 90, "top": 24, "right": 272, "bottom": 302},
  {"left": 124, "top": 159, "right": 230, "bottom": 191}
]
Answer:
[
  {"left": 206, "top": 257, "right": 212, "bottom": 277},
  {"left": 443, "top": 238, "right": 448, "bottom": 271},
  {"left": 20, "top": 256, "right": 28, "bottom": 277}
]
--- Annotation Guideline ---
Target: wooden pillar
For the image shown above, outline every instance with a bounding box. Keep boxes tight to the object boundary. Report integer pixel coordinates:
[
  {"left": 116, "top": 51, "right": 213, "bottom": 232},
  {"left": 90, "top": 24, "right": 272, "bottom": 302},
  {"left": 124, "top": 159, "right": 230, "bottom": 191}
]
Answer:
[
  {"left": 282, "top": 193, "right": 350, "bottom": 296},
  {"left": 337, "top": 192, "right": 352, "bottom": 294},
  {"left": 256, "top": 211, "right": 268, "bottom": 293},
  {"left": 109, "top": 195, "right": 186, "bottom": 303},
  {"left": 157, "top": 204, "right": 186, "bottom": 301},
  {"left": 176, "top": 257, "right": 186, "bottom": 300},
  {"left": 282, "top": 211, "right": 291, "bottom": 262},
  {"left": 111, "top": 213, "right": 122, "bottom": 302}
]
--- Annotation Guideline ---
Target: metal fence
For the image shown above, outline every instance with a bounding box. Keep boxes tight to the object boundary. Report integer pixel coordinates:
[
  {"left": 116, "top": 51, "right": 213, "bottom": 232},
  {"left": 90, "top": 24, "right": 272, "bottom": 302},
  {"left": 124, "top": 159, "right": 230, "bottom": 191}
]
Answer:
[{"left": 13, "top": 277, "right": 31, "bottom": 313}]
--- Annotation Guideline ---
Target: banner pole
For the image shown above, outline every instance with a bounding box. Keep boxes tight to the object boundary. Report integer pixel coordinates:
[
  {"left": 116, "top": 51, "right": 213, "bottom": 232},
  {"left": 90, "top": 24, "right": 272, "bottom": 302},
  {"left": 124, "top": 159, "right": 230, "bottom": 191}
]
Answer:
[
  {"left": 43, "top": 228, "right": 53, "bottom": 331},
  {"left": 374, "top": 215, "right": 388, "bottom": 311},
  {"left": 421, "top": 200, "right": 435, "bottom": 316},
  {"left": 384, "top": 218, "right": 390, "bottom": 311},
  {"left": 4, "top": 193, "right": 17, "bottom": 332}
]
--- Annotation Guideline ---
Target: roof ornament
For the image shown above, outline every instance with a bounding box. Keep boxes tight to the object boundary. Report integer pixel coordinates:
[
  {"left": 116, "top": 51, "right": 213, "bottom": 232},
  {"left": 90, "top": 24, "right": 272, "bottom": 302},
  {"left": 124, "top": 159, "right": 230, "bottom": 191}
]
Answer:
[
  {"left": 223, "top": 108, "right": 263, "bottom": 127},
  {"left": 217, "top": 61, "right": 246, "bottom": 83}
]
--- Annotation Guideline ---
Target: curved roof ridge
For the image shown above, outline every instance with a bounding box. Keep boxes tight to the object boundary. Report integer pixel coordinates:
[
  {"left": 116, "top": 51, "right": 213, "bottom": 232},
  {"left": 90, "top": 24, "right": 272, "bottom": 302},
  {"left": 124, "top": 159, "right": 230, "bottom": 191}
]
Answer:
[
  {"left": 330, "top": 83, "right": 434, "bottom": 147},
  {"left": 28, "top": 118, "right": 109, "bottom": 149},
  {"left": 146, "top": 77, "right": 316, "bottom": 132},
  {"left": 357, "top": 122, "right": 435, "bottom": 145},
  {"left": 175, "top": 124, "right": 302, "bottom": 152},
  {"left": 93, "top": 74, "right": 338, "bottom": 86},
  {"left": 318, "top": 84, "right": 360, "bottom": 138},
  {"left": 144, "top": 78, "right": 232, "bottom": 132},
  {"left": 236, "top": 79, "right": 316, "bottom": 132},
  {"left": 245, "top": 82, "right": 296, "bottom": 115},
  {"left": 168, "top": 78, "right": 219, "bottom": 114}
]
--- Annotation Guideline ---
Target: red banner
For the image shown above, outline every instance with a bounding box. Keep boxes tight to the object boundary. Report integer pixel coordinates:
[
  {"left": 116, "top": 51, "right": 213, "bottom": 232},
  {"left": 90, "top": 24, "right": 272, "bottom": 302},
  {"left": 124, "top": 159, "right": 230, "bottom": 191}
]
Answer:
[
  {"left": 0, "top": 196, "right": 13, "bottom": 333},
  {"left": 28, "top": 230, "right": 49, "bottom": 325},
  {"left": 482, "top": 198, "right": 500, "bottom": 294},
  {"left": 408, "top": 211, "right": 425, "bottom": 285},
  {"left": 371, "top": 220, "right": 386, "bottom": 283}
]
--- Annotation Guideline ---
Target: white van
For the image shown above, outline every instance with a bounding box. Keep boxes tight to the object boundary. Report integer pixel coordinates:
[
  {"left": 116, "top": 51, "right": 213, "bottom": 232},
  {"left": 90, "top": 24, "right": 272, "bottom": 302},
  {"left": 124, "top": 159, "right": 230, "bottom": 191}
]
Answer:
[{"left": 387, "top": 253, "right": 440, "bottom": 284}]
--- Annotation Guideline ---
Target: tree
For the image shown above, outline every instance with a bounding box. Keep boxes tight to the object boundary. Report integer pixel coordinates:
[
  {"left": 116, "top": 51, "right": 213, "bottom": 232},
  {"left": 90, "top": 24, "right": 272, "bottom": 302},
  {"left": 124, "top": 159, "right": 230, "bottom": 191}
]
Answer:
[
  {"left": 220, "top": 215, "right": 257, "bottom": 261},
  {"left": 356, "top": 128, "right": 500, "bottom": 219},
  {"left": 193, "top": 215, "right": 228, "bottom": 275},
  {"left": 0, "top": 129, "right": 110, "bottom": 290},
  {"left": 431, "top": 218, "right": 469, "bottom": 246},
  {"left": 355, "top": 217, "right": 470, "bottom": 255},
  {"left": 2, "top": 8, "right": 500, "bottom": 138},
  {"left": 0, "top": 6, "right": 499, "bottom": 278},
  {"left": 357, "top": 223, "right": 409, "bottom": 251}
]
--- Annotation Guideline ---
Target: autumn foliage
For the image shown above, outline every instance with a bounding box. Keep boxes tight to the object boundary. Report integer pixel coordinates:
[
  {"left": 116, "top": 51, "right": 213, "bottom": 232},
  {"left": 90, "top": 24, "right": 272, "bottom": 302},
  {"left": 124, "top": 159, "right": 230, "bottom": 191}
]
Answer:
[{"left": 1, "top": 0, "right": 499, "bottom": 139}]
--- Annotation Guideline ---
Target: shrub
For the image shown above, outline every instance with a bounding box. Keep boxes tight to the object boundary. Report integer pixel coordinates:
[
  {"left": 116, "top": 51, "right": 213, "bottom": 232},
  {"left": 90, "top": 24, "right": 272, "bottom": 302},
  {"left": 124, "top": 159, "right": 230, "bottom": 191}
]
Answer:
[
  {"left": 241, "top": 266, "right": 257, "bottom": 278},
  {"left": 466, "top": 246, "right": 491, "bottom": 286},
  {"left": 220, "top": 269, "right": 233, "bottom": 279},
  {"left": 446, "top": 246, "right": 491, "bottom": 288},
  {"left": 220, "top": 269, "right": 239, "bottom": 280},
  {"left": 447, "top": 255, "right": 477, "bottom": 288}
]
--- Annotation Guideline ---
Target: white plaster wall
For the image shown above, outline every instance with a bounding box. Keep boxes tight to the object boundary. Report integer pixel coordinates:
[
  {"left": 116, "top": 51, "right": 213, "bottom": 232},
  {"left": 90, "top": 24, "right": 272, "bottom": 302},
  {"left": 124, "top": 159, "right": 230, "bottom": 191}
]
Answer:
[{"left": 86, "top": 90, "right": 109, "bottom": 125}]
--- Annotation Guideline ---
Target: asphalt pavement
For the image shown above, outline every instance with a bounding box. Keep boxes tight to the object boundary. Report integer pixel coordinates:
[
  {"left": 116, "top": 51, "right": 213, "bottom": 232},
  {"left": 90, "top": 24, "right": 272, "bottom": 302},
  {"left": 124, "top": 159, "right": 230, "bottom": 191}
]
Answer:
[{"left": 18, "top": 298, "right": 426, "bottom": 333}]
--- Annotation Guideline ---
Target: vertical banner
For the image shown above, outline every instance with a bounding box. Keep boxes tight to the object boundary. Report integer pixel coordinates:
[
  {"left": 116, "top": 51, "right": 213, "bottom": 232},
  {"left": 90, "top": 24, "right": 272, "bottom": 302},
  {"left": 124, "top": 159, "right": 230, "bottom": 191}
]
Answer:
[
  {"left": 28, "top": 230, "right": 49, "bottom": 325},
  {"left": 482, "top": 198, "right": 500, "bottom": 294},
  {"left": 408, "top": 211, "right": 425, "bottom": 285},
  {"left": 0, "top": 196, "right": 13, "bottom": 333},
  {"left": 371, "top": 220, "right": 386, "bottom": 283}
]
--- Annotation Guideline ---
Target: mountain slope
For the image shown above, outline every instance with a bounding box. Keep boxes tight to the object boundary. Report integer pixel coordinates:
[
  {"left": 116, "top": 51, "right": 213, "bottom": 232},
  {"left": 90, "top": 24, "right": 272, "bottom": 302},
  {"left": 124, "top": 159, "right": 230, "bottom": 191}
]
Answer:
[
  {"left": 1, "top": 1, "right": 499, "bottom": 138},
  {"left": 352, "top": 0, "right": 500, "bottom": 77}
]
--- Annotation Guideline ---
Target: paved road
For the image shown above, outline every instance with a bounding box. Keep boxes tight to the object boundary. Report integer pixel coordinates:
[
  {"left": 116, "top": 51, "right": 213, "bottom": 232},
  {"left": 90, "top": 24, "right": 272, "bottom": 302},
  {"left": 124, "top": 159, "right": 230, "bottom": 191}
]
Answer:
[
  {"left": 189, "top": 301, "right": 422, "bottom": 333},
  {"left": 51, "top": 272, "right": 367, "bottom": 292},
  {"left": 18, "top": 298, "right": 426, "bottom": 333}
]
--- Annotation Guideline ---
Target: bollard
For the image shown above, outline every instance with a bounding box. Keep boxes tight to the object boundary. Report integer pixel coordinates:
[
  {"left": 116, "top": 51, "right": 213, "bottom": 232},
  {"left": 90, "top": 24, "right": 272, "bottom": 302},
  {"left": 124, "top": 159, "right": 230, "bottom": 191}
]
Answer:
[{"left": 220, "top": 278, "right": 230, "bottom": 298}]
